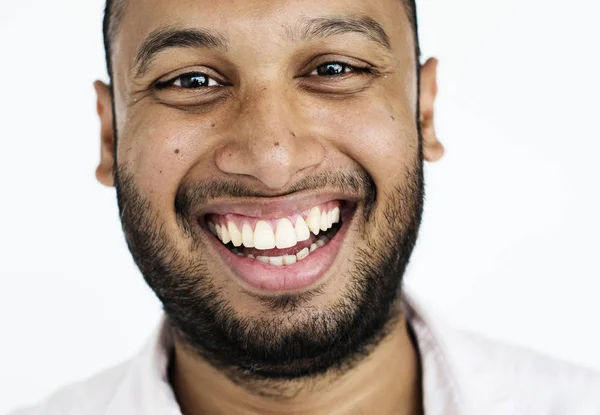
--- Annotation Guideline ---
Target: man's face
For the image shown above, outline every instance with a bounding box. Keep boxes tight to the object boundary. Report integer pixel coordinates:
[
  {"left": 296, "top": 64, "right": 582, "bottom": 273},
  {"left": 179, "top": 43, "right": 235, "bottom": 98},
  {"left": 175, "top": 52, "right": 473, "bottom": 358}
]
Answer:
[{"left": 97, "top": 0, "right": 435, "bottom": 379}]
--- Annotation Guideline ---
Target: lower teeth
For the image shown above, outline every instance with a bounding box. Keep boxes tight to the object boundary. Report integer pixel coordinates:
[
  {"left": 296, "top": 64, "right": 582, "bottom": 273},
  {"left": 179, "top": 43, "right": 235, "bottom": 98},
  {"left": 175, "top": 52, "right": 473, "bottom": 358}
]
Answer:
[{"left": 232, "top": 235, "right": 330, "bottom": 266}]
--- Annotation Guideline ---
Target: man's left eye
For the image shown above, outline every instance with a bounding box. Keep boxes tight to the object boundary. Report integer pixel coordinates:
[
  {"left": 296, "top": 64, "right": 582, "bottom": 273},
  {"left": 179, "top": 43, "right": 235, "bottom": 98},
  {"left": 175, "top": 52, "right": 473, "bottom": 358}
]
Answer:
[{"left": 310, "top": 63, "right": 354, "bottom": 77}]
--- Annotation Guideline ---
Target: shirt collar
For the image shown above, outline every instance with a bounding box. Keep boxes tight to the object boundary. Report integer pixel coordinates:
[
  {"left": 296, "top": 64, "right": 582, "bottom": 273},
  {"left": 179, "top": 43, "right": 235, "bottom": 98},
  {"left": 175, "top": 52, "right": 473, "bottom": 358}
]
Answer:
[{"left": 402, "top": 292, "right": 465, "bottom": 415}]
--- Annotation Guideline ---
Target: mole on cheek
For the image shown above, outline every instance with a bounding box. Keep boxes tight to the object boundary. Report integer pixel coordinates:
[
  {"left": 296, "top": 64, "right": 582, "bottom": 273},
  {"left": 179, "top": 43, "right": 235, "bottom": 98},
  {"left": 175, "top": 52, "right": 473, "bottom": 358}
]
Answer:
[
  {"left": 274, "top": 142, "right": 280, "bottom": 147},
  {"left": 174, "top": 149, "right": 180, "bottom": 154}
]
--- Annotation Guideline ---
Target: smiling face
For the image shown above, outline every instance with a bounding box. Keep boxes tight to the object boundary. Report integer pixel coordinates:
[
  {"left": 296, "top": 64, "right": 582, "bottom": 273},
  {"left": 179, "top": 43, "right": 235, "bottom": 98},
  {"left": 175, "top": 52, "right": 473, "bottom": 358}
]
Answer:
[{"left": 95, "top": 0, "right": 440, "bottom": 381}]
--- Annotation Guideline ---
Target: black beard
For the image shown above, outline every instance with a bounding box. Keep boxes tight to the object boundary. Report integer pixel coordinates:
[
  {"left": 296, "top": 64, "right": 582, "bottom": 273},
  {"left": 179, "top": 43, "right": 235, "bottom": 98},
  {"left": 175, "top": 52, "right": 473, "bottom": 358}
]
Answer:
[{"left": 115, "top": 163, "right": 424, "bottom": 387}]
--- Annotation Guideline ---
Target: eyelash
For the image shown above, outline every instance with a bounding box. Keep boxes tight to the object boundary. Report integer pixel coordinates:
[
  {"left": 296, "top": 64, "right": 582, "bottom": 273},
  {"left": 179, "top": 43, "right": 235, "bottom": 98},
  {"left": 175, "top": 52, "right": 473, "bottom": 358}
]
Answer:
[
  {"left": 308, "top": 62, "right": 373, "bottom": 77},
  {"left": 154, "top": 62, "right": 374, "bottom": 90},
  {"left": 155, "top": 73, "right": 222, "bottom": 90}
]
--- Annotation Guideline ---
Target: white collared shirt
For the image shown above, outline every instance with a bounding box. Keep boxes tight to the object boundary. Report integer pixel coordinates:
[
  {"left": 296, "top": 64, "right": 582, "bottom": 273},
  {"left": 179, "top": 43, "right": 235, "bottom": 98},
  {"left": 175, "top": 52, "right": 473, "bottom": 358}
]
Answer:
[{"left": 10, "top": 292, "right": 600, "bottom": 415}]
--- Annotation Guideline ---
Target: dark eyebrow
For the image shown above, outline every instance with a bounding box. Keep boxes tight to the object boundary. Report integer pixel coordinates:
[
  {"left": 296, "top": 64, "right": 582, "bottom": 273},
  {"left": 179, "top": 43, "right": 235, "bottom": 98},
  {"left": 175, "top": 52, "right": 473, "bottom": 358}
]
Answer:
[
  {"left": 132, "top": 16, "right": 389, "bottom": 78},
  {"left": 293, "top": 16, "right": 392, "bottom": 51},
  {"left": 133, "top": 28, "right": 227, "bottom": 77}
]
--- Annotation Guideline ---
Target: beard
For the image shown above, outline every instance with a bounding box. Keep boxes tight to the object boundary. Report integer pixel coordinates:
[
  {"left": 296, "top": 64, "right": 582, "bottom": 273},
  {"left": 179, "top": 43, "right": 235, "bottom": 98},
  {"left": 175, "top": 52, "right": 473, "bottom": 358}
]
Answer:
[{"left": 115, "top": 160, "right": 424, "bottom": 385}]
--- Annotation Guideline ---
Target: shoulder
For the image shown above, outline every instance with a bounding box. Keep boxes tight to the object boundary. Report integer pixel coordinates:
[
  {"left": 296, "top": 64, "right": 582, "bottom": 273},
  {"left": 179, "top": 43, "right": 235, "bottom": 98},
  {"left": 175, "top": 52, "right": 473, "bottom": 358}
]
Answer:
[
  {"left": 9, "top": 318, "right": 176, "bottom": 415},
  {"left": 403, "top": 292, "right": 600, "bottom": 414},
  {"left": 7, "top": 361, "right": 131, "bottom": 415},
  {"left": 451, "top": 329, "right": 600, "bottom": 414},
  {"left": 9, "top": 317, "right": 176, "bottom": 415}
]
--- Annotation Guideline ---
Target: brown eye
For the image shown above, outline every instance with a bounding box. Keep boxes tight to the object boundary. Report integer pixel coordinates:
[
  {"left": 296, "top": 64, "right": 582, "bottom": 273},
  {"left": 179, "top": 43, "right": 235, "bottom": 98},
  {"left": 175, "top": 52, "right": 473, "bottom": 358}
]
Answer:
[
  {"left": 312, "top": 62, "right": 352, "bottom": 77},
  {"left": 156, "top": 72, "right": 222, "bottom": 89}
]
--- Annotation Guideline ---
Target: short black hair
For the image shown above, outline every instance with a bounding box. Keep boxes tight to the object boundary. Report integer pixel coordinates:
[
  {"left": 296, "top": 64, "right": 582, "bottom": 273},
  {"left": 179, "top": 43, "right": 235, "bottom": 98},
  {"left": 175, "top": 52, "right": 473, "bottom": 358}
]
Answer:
[
  {"left": 102, "top": 0, "right": 419, "bottom": 83},
  {"left": 102, "top": 0, "right": 125, "bottom": 83}
]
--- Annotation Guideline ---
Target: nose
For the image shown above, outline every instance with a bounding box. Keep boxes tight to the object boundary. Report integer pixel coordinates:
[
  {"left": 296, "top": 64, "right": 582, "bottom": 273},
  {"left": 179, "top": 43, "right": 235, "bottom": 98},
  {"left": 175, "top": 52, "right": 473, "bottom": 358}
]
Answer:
[{"left": 215, "top": 86, "right": 325, "bottom": 190}]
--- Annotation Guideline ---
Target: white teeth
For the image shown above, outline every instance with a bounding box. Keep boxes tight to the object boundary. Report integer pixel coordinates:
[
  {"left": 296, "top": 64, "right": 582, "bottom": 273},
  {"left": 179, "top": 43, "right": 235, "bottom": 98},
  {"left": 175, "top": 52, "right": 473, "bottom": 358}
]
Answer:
[
  {"left": 269, "top": 256, "right": 284, "bottom": 266},
  {"left": 220, "top": 225, "right": 231, "bottom": 244},
  {"left": 283, "top": 255, "right": 297, "bottom": 265},
  {"left": 328, "top": 210, "right": 337, "bottom": 228},
  {"left": 227, "top": 222, "right": 243, "bottom": 247},
  {"left": 221, "top": 227, "right": 231, "bottom": 244},
  {"left": 254, "top": 221, "right": 276, "bottom": 250},
  {"left": 239, "top": 236, "right": 332, "bottom": 265},
  {"left": 320, "top": 210, "right": 329, "bottom": 231},
  {"left": 306, "top": 207, "right": 321, "bottom": 235},
  {"left": 212, "top": 205, "right": 342, "bottom": 255},
  {"left": 294, "top": 217, "right": 311, "bottom": 242},
  {"left": 331, "top": 207, "right": 341, "bottom": 224},
  {"left": 275, "top": 219, "right": 297, "bottom": 249},
  {"left": 242, "top": 223, "right": 254, "bottom": 248},
  {"left": 296, "top": 248, "right": 310, "bottom": 261}
]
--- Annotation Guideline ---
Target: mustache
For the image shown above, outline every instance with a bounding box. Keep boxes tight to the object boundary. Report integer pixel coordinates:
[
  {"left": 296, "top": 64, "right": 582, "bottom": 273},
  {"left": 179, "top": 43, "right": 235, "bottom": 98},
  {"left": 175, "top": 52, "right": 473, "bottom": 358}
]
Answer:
[{"left": 174, "top": 169, "right": 377, "bottom": 219}]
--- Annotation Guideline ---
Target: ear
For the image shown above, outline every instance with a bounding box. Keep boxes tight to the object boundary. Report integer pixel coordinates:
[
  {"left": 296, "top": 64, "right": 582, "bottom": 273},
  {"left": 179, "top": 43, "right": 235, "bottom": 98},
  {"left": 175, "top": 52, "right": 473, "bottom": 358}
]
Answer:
[
  {"left": 94, "top": 81, "right": 116, "bottom": 187},
  {"left": 419, "top": 58, "right": 444, "bottom": 162}
]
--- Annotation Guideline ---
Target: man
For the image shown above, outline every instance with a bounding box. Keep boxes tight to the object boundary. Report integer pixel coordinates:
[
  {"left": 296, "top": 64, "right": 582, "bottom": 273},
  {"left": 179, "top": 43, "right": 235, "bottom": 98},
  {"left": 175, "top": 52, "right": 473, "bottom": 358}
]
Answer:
[{"left": 11, "top": 0, "right": 600, "bottom": 414}]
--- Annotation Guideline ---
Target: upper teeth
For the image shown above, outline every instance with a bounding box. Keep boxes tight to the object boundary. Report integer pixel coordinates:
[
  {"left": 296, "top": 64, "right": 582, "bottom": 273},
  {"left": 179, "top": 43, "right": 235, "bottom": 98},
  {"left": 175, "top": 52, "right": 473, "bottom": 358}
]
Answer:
[
  {"left": 228, "top": 222, "right": 243, "bottom": 247},
  {"left": 242, "top": 223, "right": 254, "bottom": 248},
  {"left": 306, "top": 207, "right": 321, "bottom": 235},
  {"left": 208, "top": 206, "right": 341, "bottom": 250},
  {"left": 275, "top": 219, "right": 296, "bottom": 249},
  {"left": 254, "top": 220, "right": 276, "bottom": 250}
]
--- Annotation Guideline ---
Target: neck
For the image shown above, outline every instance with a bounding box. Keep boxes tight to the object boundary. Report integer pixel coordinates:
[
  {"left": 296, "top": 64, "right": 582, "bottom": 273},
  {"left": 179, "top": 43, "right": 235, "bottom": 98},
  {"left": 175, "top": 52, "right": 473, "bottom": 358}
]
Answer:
[{"left": 169, "top": 315, "right": 423, "bottom": 415}]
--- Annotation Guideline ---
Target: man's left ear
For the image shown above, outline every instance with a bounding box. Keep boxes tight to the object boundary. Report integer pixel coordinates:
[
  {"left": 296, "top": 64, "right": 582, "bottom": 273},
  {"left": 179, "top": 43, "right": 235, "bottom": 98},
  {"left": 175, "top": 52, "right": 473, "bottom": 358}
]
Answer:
[{"left": 419, "top": 57, "right": 444, "bottom": 162}]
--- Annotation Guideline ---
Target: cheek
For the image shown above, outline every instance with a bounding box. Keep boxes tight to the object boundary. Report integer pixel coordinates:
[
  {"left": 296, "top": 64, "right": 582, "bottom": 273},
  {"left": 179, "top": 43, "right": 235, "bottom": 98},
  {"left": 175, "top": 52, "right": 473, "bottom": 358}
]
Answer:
[
  {"left": 118, "top": 108, "right": 217, "bottom": 204},
  {"left": 307, "top": 94, "right": 419, "bottom": 188}
]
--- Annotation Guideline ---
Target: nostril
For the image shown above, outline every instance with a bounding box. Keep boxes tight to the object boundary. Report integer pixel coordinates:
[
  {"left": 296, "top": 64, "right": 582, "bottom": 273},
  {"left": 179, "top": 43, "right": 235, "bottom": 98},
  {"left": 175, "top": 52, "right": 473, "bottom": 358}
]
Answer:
[{"left": 214, "top": 130, "right": 324, "bottom": 191}]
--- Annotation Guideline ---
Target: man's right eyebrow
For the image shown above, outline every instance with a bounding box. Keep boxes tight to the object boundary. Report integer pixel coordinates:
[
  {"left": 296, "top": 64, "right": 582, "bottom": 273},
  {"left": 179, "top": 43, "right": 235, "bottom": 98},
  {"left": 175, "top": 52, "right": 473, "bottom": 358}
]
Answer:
[{"left": 133, "top": 28, "right": 228, "bottom": 77}]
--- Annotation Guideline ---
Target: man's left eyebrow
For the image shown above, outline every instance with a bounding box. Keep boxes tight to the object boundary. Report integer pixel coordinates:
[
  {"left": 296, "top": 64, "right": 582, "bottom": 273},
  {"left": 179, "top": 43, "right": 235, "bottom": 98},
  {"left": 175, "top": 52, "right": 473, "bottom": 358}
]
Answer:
[
  {"left": 291, "top": 16, "right": 392, "bottom": 51},
  {"left": 133, "top": 27, "right": 228, "bottom": 77}
]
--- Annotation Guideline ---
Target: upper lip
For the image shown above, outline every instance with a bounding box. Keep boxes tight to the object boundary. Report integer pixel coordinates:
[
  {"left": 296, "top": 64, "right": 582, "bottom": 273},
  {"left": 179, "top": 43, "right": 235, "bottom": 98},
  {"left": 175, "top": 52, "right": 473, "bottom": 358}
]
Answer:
[{"left": 196, "top": 190, "right": 361, "bottom": 220}]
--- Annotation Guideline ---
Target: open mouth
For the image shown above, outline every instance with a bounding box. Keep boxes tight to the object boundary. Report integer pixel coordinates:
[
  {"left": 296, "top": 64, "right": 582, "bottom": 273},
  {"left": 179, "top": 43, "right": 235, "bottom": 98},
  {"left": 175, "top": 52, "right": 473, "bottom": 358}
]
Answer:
[
  {"left": 206, "top": 201, "right": 343, "bottom": 265},
  {"left": 199, "top": 199, "right": 355, "bottom": 292}
]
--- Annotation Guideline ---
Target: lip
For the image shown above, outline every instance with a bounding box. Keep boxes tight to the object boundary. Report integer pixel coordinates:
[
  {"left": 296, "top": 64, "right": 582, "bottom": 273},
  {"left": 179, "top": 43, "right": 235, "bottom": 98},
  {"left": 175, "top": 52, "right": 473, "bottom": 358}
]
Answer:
[
  {"left": 197, "top": 190, "right": 361, "bottom": 221},
  {"left": 202, "top": 202, "right": 356, "bottom": 293}
]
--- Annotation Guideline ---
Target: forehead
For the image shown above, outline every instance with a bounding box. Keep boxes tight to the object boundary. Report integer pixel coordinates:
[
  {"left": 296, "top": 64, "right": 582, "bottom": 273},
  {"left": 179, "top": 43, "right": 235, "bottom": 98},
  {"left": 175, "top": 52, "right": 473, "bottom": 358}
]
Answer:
[
  {"left": 112, "top": 0, "right": 413, "bottom": 67},
  {"left": 120, "top": 0, "right": 407, "bottom": 27}
]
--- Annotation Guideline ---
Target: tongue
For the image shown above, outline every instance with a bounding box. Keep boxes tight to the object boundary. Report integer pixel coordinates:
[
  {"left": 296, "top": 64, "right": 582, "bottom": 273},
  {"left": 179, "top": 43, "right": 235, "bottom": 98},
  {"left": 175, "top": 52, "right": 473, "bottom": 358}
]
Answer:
[{"left": 238, "top": 237, "right": 317, "bottom": 257}]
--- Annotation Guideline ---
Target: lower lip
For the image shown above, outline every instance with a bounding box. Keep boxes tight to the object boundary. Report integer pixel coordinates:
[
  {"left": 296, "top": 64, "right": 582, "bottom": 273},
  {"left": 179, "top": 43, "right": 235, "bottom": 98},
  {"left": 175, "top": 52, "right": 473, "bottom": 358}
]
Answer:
[{"left": 206, "top": 215, "right": 351, "bottom": 293}]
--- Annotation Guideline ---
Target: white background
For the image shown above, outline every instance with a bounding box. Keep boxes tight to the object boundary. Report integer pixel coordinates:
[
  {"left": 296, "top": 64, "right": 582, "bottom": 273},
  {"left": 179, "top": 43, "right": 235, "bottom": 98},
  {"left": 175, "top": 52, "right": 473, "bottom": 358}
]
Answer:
[{"left": 1, "top": 0, "right": 599, "bottom": 412}]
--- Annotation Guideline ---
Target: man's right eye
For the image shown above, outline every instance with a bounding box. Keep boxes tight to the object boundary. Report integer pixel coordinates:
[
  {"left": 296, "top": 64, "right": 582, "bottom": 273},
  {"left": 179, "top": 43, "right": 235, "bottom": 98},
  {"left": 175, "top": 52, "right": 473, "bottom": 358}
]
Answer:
[{"left": 156, "top": 72, "right": 222, "bottom": 89}]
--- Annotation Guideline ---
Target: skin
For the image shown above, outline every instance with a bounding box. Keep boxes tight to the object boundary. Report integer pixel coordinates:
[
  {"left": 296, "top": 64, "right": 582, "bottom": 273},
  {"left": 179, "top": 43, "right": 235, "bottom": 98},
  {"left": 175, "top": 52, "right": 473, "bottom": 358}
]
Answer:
[{"left": 94, "top": 0, "right": 443, "bottom": 413}]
